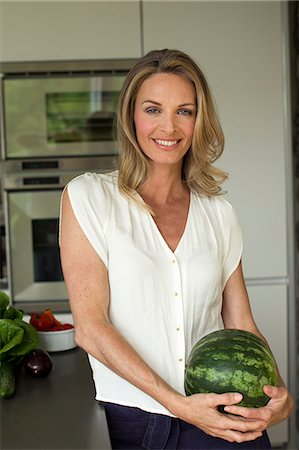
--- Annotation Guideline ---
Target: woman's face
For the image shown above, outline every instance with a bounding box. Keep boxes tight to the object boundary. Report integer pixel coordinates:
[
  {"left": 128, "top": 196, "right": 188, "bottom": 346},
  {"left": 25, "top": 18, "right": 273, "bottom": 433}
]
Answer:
[{"left": 133, "top": 73, "right": 197, "bottom": 169}]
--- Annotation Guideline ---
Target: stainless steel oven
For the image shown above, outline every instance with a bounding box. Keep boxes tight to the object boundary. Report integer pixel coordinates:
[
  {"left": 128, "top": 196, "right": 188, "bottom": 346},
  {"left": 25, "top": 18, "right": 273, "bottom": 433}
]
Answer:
[
  {"left": 2, "top": 156, "right": 117, "bottom": 312},
  {"left": 0, "top": 59, "right": 136, "bottom": 159}
]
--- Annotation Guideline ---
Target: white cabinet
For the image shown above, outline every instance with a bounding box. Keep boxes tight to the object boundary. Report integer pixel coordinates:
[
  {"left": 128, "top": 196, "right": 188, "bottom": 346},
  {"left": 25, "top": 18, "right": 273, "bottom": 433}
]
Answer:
[
  {"left": 0, "top": 1, "right": 141, "bottom": 61},
  {"left": 247, "top": 284, "right": 289, "bottom": 446}
]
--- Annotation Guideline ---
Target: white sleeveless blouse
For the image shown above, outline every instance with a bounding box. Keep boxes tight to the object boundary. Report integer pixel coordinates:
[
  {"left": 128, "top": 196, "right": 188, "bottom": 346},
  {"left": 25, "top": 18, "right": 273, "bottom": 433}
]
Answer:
[{"left": 65, "top": 171, "right": 243, "bottom": 416}]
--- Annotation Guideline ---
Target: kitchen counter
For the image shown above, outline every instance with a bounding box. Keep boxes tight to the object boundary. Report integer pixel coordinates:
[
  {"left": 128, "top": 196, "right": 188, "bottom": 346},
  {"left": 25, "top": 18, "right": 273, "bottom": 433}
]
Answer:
[{"left": 1, "top": 348, "right": 111, "bottom": 450}]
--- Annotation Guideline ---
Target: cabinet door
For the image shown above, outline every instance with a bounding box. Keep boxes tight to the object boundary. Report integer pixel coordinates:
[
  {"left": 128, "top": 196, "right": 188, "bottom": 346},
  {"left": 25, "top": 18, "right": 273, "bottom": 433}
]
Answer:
[
  {"left": 143, "top": 1, "right": 288, "bottom": 279},
  {"left": 247, "top": 284, "right": 288, "bottom": 447},
  {"left": 0, "top": 1, "right": 141, "bottom": 61}
]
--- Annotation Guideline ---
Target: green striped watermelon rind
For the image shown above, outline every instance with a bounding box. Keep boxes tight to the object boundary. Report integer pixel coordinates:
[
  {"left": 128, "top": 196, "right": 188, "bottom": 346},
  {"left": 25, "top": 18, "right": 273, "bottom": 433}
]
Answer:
[{"left": 184, "top": 329, "right": 279, "bottom": 408}]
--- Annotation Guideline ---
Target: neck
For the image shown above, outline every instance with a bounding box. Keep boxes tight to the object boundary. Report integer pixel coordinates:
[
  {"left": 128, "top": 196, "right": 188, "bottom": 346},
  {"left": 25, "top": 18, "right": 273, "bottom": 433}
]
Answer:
[{"left": 137, "top": 163, "right": 188, "bottom": 204}]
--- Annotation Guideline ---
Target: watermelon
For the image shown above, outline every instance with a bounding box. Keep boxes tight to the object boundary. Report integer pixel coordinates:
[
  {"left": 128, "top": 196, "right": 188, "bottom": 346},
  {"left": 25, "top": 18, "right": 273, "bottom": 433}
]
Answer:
[{"left": 184, "top": 329, "right": 279, "bottom": 408}]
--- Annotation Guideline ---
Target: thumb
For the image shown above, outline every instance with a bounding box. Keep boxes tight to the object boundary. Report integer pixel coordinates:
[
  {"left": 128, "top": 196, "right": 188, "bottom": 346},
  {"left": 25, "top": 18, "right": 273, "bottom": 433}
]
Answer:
[{"left": 213, "top": 392, "right": 243, "bottom": 406}]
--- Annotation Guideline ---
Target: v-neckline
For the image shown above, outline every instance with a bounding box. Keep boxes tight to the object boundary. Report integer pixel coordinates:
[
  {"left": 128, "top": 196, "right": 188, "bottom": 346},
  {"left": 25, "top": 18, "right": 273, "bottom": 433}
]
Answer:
[{"left": 135, "top": 190, "right": 192, "bottom": 255}]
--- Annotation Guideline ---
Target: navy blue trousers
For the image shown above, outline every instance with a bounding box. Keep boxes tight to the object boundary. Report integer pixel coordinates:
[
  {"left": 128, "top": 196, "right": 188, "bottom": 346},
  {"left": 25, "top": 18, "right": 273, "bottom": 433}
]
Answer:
[{"left": 101, "top": 402, "right": 272, "bottom": 450}]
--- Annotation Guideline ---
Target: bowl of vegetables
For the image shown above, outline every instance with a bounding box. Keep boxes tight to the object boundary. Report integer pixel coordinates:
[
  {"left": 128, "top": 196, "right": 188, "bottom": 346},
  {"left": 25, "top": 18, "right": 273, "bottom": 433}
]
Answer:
[{"left": 30, "top": 309, "right": 77, "bottom": 352}]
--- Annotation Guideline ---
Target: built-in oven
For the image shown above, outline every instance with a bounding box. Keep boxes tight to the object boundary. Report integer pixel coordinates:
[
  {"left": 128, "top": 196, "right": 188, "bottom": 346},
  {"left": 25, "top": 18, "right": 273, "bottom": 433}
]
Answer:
[
  {"left": 0, "top": 59, "right": 136, "bottom": 159},
  {"left": 2, "top": 156, "right": 117, "bottom": 312}
]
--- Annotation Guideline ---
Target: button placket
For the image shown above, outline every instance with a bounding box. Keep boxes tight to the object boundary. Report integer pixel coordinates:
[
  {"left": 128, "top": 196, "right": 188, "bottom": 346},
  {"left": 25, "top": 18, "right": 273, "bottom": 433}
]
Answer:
[{"left": 170, "top": 255, "right": 185, "bottom": 366}]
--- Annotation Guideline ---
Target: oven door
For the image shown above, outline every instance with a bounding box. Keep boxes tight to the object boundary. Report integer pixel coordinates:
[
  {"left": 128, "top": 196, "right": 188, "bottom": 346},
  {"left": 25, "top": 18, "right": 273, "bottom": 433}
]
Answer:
[
  {"left": 5, "top": 189, "right": 67, "bottom": 310},
  {"left": 1, "top": 72, "right": 125, "bottom": 159}
]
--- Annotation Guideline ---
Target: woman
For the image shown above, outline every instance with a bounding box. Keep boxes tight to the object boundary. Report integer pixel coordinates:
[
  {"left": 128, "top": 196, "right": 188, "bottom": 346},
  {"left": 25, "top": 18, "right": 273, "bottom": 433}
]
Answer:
[{"left": 59, "top": 49, "right": 293, "bottom": 449}]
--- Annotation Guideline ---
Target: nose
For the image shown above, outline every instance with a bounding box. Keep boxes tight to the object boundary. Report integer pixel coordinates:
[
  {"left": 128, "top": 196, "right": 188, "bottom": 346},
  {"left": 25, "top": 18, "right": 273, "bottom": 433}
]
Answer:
[{"left": 160, "top": 113, "right": 176, "bottom": 134}]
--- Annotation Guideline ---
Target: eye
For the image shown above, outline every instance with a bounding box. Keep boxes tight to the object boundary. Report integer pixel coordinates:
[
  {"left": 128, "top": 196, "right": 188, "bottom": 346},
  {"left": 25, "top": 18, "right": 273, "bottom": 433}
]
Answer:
[
  {"left": 145, "top": 107, "right": 160, "bottom": 114},
  {"left": 177, "top": 108, "right": 193, "bottom": 116}
]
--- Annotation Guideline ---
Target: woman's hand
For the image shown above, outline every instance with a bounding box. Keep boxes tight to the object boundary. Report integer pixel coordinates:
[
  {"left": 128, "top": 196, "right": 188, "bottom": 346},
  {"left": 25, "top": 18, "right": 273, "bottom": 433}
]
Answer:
[
  {"left": 223, "top": 385, "right": 294, "bottom": 430},
  {"left": 170, "top": 392, "right": 267, "bottom": 443}
]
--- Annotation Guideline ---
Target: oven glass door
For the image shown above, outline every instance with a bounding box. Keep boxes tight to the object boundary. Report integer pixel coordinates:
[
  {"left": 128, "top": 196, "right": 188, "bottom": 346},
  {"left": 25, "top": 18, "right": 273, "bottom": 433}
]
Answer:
[
  {"left": 2, "top": 74, "right": 125, "bottom": 159},
  {"left": 7, "top": 189, "right": 67, "bottom": 304}
]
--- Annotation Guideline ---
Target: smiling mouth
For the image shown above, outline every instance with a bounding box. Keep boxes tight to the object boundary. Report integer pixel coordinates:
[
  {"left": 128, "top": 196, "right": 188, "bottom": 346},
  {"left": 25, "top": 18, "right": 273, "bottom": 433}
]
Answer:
[{"left": 154, "top": 139, "right": 180, "bottom": 147}]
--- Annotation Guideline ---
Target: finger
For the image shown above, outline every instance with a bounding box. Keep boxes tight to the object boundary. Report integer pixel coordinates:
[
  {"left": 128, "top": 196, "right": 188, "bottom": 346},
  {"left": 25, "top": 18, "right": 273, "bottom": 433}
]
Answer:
[
  {"left": 218, "top": 409, "right": 266, "bottom": 433},
  {"left": 209, "top": 392, "right": 243, "bottom": 406},
  {"left": 227, "top": 412, "right": 261, "bottom": 423},
  {"left": 263, "top": 384, "right": 281, "bottom": 398},
  {"left": 224, "top": 404, "right": 271, "bottom": 422},
  {"left": 227, "top": 430, "right": 264, "bottom": 444},
  {"left": 202, "top": 425, "right": 263, "bottom": 444}
]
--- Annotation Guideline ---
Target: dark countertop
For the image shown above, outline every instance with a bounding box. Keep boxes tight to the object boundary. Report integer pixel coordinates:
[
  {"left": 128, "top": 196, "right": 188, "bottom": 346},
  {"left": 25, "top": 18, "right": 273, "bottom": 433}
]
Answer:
[{"left": 1, "top": 348, "right": 111, "bottom": 450}]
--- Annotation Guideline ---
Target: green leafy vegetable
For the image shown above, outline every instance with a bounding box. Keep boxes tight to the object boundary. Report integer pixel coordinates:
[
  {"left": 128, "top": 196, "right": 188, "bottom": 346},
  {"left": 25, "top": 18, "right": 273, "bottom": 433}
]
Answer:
[
  {"left": 4, "top": 306, "right": 23, "bottom": 320},
  {"left": 8, "top": 319, "right": 38, "bottom": 360},
  {"left": 0, "top": 319, "right": 24, "bottom": 360},
  {"left": 0, "top": 291, "right": 39, "bottom": 397},
  {"left": 0, "top": 292, "right": 10, "bottom": 319}
]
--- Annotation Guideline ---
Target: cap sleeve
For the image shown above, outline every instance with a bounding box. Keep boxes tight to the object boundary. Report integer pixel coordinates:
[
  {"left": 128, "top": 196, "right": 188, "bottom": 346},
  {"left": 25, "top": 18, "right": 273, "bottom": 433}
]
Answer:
[
  {"left": 222, "top": 204, "right": 243, "bottom": 288},
  {"left": 60, "top": 172, "right": 109, "bottom": 268}
]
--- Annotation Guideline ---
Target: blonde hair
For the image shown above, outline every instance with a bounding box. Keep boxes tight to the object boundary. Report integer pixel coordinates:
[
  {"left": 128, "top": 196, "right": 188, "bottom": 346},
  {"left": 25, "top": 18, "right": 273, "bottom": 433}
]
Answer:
[{"left": 117, "top": 49, "right": 227, "bottom": 203}]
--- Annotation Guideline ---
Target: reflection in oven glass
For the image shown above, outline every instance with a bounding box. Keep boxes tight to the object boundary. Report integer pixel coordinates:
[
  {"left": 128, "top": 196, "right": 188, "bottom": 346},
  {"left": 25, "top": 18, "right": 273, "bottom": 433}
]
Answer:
[
  {"left": 32, "top": 219, "right": 63, "bottom": 282},
  {"left": 46, "top": 91, "right": 117, "bottom": 143}
]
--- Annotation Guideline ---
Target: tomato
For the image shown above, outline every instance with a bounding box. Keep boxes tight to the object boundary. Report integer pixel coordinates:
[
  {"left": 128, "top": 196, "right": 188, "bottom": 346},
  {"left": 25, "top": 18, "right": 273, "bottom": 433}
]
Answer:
[
  {"left": 30, "top": 309, "right": 74, "bottom": 332},
  {"left": 30, "top": 312, "right": 54, "bottom": 331},
  {"left": 44, "top": 309, "right": 62, "bottom": 327}
]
